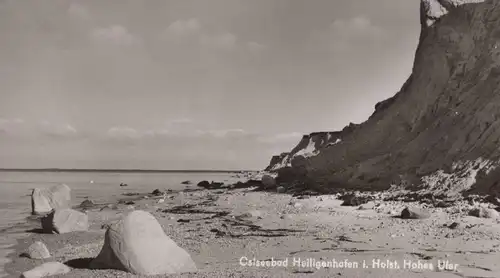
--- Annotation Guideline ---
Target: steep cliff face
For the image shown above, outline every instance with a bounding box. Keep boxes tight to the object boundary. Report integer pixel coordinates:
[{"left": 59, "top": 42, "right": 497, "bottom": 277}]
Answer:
[
  {"left": 266, "top": 131, "right": 342, "bottom": 171},
  {"left": 269, "top": 0, "right": 500, "bottom": 198}
]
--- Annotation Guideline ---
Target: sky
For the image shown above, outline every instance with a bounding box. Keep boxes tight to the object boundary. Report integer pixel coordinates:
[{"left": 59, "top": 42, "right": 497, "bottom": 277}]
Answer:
[{"left": 0, "top": 0, "right": 421, "bottom": 170}]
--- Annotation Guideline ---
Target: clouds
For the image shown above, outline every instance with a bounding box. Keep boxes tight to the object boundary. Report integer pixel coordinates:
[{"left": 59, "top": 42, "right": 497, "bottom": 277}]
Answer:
[
  {"left": 0, "top": 118, "right": 78, "bottom": 139},
  {"left": 163, "top": 17, "right": 264, "bottom": 52},
  {"left": 106, "top": 126, "right": 142, "bottom": 139},
  {"left": 309, "top": 15, "right": 387, "bottom": 53},
  {"left": 256, "top": 132, "right": 303, "bottom": 144},
  {"left": 200, "top": 32, "right": 237, "bottom": 50},
  {"left": 167, "top": 18, "right": 201, "bottom": 36},
  {"left": 39, "top": 121, "right": 78, "bottom": 137},
  {"left": 0, "top": 0, "right": 420, "bottom": 170},
  {"left": 67, "top": 2, "right": 91, "bottom": 21},
  {"left": 247, "top": 41, "right": 266, "bottom": 53},
  {"left": 91, "top": 25, "right": 141, "bottom": 46}
]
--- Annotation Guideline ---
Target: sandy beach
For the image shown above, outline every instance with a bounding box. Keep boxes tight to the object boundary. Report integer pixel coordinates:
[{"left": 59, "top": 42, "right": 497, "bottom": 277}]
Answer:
[{"left": 3, "top": 178, "right": 500, "bottom": 278}]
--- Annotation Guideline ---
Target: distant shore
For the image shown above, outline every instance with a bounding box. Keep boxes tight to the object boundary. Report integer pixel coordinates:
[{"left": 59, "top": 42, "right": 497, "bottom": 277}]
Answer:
[{"left": 0, "top": 169, "right": 258, "bottom": 173}]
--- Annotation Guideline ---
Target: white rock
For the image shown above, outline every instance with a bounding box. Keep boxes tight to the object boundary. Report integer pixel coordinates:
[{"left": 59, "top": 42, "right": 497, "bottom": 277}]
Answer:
[
  {"left": 21, "top": 262, "right": 71, "bottom": 278},
  {"left": 25, "top": 241, "right": 50, "bottom": 259},
  {"left": 41, "top": 208, "right": 89, "bottom": 234},
  {"left": 31, "top": 184, "right": 71, "bottom": 215},
  {"left": 358, "top": 202, "right": 376, "bottom": 210},
  {"left": 90, "top": 210, "right": 197, "bottom": 275},
  {"left": 469, "top": 207, "right": 499, "bottom": 219},
  {"left": 421, "top": 0, "right": 486, "bottom": 27}
]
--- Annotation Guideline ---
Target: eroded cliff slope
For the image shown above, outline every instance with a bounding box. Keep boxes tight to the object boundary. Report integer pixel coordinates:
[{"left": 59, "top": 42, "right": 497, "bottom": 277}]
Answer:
[{"left": 268, "top": 0, "right": 500, "bottom": 198}]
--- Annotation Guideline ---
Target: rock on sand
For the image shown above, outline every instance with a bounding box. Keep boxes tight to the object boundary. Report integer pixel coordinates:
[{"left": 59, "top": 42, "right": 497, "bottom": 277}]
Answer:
[
  {"left": 79, "top": 199, "right": 95, "bottom": 209},
  {"left": 21, "top": 262, "right": 71, "bottom": 278},
  {"left": 90, "top": 210, "right": 197, "bottom": 275},
  {"left": 31, "top": 184, "right": 71, "bottom": 215},
  {"left": 24, "top": 241, "right": 50, "bottom": 259},
  {"left": 261, "top": 175, "right": 276, "bottom": 188},
  {"left": 469, "top": 207, "right": 499, "bottom": 219},
  {"left": 41, "top": 208, "right": 89, "bottom": 234},
  {"left": 400, "top": 207, "right": 431, "bottom": 219}
]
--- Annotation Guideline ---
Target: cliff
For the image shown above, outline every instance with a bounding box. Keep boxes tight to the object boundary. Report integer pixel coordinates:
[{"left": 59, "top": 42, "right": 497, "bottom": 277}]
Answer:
[
  {"left": 267, "top": 0, "right": 500, "bottom": 199},
  {"left": 265, "top": 132, "right": 342, "bottom": 171},
  {"left": 265, "top": 125, "right": 359, "bottom": 172}
]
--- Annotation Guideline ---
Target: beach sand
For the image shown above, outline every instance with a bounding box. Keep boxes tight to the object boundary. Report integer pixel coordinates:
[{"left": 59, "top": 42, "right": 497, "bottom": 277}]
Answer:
[{"left": 3, "top": 185, "right": 500, "bottom": 278}]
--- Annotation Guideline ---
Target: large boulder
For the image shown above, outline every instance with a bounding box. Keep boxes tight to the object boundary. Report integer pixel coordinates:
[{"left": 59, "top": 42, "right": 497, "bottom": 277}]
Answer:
[
  {"left": 90, "top": 210, "right": 197, "bottom": 275},
  {"left": 23, "top": 241, "right": 50, "bottom": 259},
  {"left": 41, "top": 208, "right": 89, "bottom": 234},
  {"left": 401, "top": 207, "right": 431, "bottom": 219},
  {"left": 197, "top": 180, "right": 210, "bottom": 188},
  {"left": 31, "top": 184, "right": 71, "bottom": 215},
  {"left": 340, "top": 194, "right": 373, "bottom": 206},
  {"left": 79, "top": 199, "right": 95, "bottom": 209},
  {"left": 261, "top": 175, "right": 276, "bottom": 188},
  {"left": 21, "top": 262, "right": 71, "bottom": 278},
  {"left": 469, "top": 207, "right": 499, "bottom": 219}
]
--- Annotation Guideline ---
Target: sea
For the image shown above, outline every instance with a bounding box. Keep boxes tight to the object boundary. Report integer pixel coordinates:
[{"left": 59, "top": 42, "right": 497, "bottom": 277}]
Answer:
[{"left": 0, "top": 170, "right": 246, "bottom": 277}]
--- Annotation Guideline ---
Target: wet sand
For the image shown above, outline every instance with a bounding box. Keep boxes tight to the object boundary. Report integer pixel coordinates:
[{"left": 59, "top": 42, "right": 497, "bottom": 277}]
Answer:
[{"left": 3, "top": 185, "right": 500, "bottom": 277}]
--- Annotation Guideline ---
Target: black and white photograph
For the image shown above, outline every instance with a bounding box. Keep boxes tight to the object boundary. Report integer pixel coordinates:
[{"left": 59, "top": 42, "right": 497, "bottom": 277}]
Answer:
[{"left": 0, "top": 0, "right": 499, "bottom": 277}]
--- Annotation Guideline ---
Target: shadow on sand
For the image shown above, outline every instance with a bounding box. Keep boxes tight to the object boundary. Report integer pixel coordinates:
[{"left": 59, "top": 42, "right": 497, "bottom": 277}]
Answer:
[
  {"left": 64, "top": 258, "right": 94, "bottom": 269},
  {"left": 24, "top": 228, "right": 44, "bottom": 234}
]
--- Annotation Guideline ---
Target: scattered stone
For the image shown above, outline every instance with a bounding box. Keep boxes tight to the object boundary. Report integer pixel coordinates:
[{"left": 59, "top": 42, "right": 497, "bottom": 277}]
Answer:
[
  {"left": 448, "top": 222, "right": 460, "bottom": 229},
  {"left": 469, "top": 207, "right": 499, "bottom": 219},
  {"left": 41, "top": 208, "right": 89, "bottom": 234},
  {"left": 31, "top": 184, "right": 71, "bottom": 215},
  {"left": 122, "top": 192, "right": 140, "bottom": 196},
  {"left": 197, "top": 181, "right": 210, "bottom": 188},
  {"left": 181, "top": 180, "right": 192, "bottom": 185},
  {"left": 296, "top": 195, "right": 310, "bottom": 200},
  {"left": 435, "top": 201, "right": 453, "bottom": 208},
  {"left": 341, "top": 194, "right": 373, "bottom": 206},
  {"left": 143, "top": 196, "right": 149, "bottom": 199},
  {"left": 21, "top": 262, "right": 71, "bottom": 278},
  {"left": 90, "top": 210, "right": 197, "bottom": 275},
  {"left": 358, "top": 202, "right": 376, "bottom": 210},
  {"left": 152, "top": 189, "right": 163, "bottom": 196},
  {"left": 120, "top": 183, "right": 128, "bottom": 187},
  {"left": 209, "top": 228, "right": 226, "bottom": 237},
  {"left": 100, "top": 204, "right": 118, "bottom": 211},
  {"left": 277, "top": 186, "right": 286, "bottom": 193},
  {"left": 261, "top": 175, "right": 276, "bottom": 188},
  {"left": 23, "top": 241, "right": 50, "bottom": 259},
  {"left": 197, "top": 181, "right": 224, "bottom": 189},
  {"left": 79, "top": 199, "right": 95, "bottom": 209},
  {"left": 125, "top": 201, "right": 135, "bottom": 205},
  {"left": 400, "top": 207, "right": 431, "bottom": 219},
  {"left": 235, "top": 213, "right": 253, "bottom": 219},
  {"left": 157, "top": 199, "right": 165, "bottom": 204}
]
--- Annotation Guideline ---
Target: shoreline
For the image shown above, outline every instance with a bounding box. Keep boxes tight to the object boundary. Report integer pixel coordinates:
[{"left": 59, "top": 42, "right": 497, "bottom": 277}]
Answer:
[{"left": 3, "top": 183, "right": 500, "bottom": 277}]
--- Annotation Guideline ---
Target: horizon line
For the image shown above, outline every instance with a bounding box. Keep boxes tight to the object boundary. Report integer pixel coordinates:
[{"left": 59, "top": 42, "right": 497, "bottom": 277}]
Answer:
[{"left": 0, "top": 168, "right": 259, "bottom": 173}]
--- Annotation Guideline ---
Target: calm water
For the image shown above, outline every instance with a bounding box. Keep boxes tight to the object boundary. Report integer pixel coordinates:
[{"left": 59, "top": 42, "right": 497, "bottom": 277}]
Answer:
[{"left": 0, "top": 171, "right": 242, "bottom": 230}]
